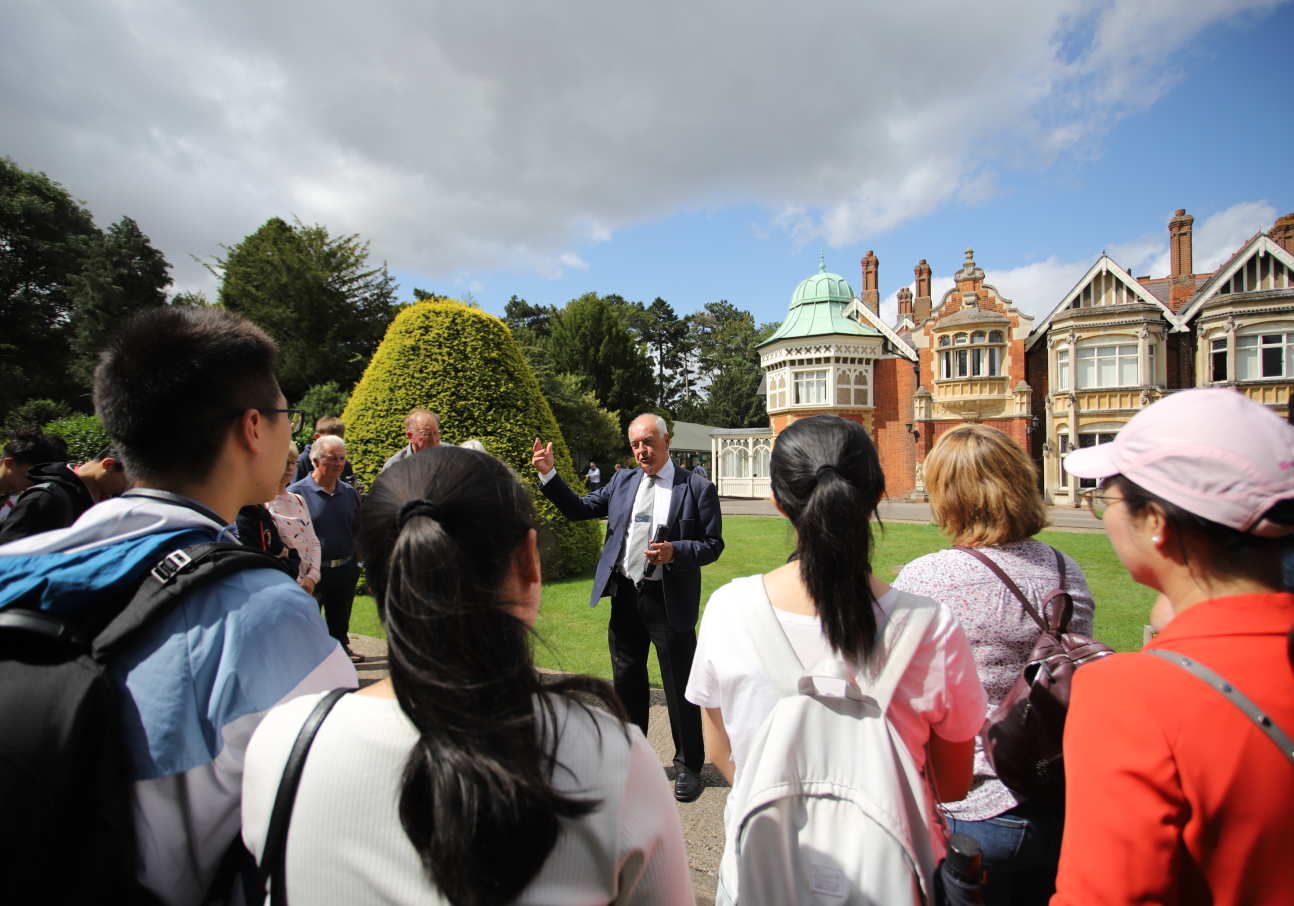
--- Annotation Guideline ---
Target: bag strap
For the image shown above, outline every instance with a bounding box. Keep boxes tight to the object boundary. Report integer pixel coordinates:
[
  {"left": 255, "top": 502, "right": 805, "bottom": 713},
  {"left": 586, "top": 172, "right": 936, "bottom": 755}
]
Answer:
[
  {"left": 746, "top": 579, "right": 937, "bottom": 712},
  {"left": 957, "top": 546, "right": 1073, "bottom": 633},
  {"left": 861, "top": 595, "right": 939, "bottom": 713},
  {"left": 956, "top": 546, "right": 1046, "bottom": 632},
  {"left": 93, "top": 541, "right": 295, "bottom": 657},
  {"left": 258, "top": 688, "right": 351, "bottom": 906},
  {"left": 1145, "top": 649, "right": 1294, "bottom": 766},
  {"left": 745, "top": 581, "right": 807, "bottom": 697}
]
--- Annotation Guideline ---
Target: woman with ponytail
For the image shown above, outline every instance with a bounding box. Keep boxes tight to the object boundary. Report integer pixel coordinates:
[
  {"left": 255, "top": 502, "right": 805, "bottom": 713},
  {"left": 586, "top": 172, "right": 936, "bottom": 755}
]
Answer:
[
  {"left": 685, "top": 415, "right": 986, "bottom": 901},
  {"left": 241, "top": 446, "right": 693, "bottom": 905}
]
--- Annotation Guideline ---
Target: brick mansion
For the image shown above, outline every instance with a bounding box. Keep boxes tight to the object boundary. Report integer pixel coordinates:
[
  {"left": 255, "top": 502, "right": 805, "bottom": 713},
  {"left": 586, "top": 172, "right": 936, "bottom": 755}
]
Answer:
[{"left": 711, "top": 209, "right": 1294, "bottom": 503}]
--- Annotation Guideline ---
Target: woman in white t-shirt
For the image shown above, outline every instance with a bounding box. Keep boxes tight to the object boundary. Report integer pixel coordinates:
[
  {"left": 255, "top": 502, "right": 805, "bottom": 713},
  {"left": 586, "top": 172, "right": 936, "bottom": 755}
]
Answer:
[
  {"left": 242, "top": 447, "right": 693, "bottom": 906},
  {"left": 685, "top": 415, "right": 986, "bottom": 902}
]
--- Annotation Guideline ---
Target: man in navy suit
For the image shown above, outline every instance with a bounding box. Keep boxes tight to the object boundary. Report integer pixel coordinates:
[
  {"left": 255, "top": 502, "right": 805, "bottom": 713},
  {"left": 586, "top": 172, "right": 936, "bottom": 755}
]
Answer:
[{"left": 532, "top": 413, "right": 723, "bottom": 801}]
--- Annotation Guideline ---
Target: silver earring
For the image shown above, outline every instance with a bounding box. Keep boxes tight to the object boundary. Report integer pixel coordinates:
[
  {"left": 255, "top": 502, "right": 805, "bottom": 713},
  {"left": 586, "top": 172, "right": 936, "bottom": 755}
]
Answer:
[{"left": 1152, "top": 535, "right": 1161, "bottom": 544}]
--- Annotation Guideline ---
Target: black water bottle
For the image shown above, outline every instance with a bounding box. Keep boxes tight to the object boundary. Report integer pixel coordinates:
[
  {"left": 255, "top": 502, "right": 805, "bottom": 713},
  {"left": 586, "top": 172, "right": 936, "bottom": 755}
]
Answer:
[{"left": 940, "top": 832, "right": 987, "bottom": 905}]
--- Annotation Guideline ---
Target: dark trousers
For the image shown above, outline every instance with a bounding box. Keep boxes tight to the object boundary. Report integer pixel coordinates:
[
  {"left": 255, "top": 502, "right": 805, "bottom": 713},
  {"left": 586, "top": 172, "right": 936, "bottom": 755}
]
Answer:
[
  {"left": 315, "top": 561, "right": 359, "bottom": 647},
  {"left": 608, "top": 574, "right": 704, "bottom": 772}
]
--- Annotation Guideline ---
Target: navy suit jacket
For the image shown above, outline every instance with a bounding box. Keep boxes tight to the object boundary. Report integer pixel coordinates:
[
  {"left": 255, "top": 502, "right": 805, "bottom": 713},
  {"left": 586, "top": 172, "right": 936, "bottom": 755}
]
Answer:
[{"left": 541, "top": 463, "right": 723, "bottom": 630}]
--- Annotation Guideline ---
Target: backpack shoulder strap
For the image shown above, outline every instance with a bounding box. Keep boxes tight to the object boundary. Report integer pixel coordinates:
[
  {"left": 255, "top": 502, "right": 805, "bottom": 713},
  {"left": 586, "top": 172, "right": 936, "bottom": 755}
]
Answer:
[
  {"left": 93, "top": 541, "right": 294, "bottom": 658},
  {"left": 859, "top": 593, "right": 939, "bottom": 714},
  {"left": 258, "top": 688, "right": 351, "bottom": 905},
  {"left": 745, "top": 583, "right": 807, "bottom": 698},
  {"left": 1144, "top": 649, "right": 1294, "bottom": 766},
  {"left": 956, "top": 546, "right": 1046, "bottom": 632}
]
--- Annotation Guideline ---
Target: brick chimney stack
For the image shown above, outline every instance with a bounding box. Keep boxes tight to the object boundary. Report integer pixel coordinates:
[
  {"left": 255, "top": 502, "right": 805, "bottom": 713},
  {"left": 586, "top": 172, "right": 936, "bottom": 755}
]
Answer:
[
  {"left": 1270, "top": 213, "right": 1294, "bottom": 256},
  {"left": 861, "top": 250, "right": 880, "bottom": 315},
  {"left": 897, "top": 287, "right": 913, "bottom": 321},
  {"left": 1169, "top": 209, "right": 1195, "bottom": 311},
  {"left": 913, "top": 259, "right": 932, "bottom": 323}
]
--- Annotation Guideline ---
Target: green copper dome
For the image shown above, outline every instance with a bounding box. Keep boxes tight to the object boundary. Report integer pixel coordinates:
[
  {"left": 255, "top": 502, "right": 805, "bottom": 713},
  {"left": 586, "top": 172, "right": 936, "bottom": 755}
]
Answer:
[
  {"left": 759, "top": 256, "right": 880, "bottom": 346},
  {"left": 789, "top": 257, "right": 855, "bottom": 307}
]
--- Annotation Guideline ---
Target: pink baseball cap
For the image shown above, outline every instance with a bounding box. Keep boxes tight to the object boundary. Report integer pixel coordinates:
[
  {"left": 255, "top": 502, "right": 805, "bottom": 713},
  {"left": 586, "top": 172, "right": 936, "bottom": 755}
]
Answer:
[{"left": 1063, "top": 388, "right": 1294, "bottom": 537}]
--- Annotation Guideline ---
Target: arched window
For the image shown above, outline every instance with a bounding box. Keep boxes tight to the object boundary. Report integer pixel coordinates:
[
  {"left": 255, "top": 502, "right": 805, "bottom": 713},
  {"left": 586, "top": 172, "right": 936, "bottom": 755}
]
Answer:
[
  {"left": 721, "top": 446, "right": 740, "bottom": 478},
  {"left": 753, "top": 446, "right": 771, "bottom": 478},
  {"left": 954, "top": 333, "right": 968, "bottom": 345},
  {"left": 988, "top": 330, "right": 1004, "bottom": 343},
  {"left": 938, "top": 335, "right": 950, "bottom": 348},
  {"left": 767, "top": 370, "right": 788, "bottom": 410},
  {"left": 834, "top": 366, "right": 872, "bottom": 406}
]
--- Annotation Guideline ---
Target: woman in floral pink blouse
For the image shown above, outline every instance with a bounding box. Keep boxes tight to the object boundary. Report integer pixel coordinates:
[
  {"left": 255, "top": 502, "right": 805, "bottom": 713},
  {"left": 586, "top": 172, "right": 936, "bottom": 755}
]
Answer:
[
  {"left": 267, "top": 443, "right": 322, "bottom": 594},
  {"left": 893, "top": 425, "right": 1094, "bottom": 906}
]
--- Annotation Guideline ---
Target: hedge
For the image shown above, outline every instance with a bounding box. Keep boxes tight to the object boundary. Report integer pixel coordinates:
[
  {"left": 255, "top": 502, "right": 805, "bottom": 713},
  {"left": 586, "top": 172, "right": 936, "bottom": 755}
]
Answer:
[
  {"left": 342, "top": 300, "right": 601, "bottom": 579},
  {"left": 43, "top": 414, "right": 112, "bottom": 464}
]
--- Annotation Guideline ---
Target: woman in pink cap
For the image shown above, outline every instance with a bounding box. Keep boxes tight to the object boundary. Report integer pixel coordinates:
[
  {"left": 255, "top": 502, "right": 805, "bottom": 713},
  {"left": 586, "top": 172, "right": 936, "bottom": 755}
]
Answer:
[{"left": 1052, "top": 388, "right": 1294, "bottom": 906}]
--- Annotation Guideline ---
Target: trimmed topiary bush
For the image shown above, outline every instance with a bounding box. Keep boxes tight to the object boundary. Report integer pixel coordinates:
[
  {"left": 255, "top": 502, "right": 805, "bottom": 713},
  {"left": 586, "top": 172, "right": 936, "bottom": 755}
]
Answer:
[
  {"left": 342, "top": 300, "right": 601, "bottom": 579},
  {"left": 43, "top": 414, "right": 111, "bottom": 464}
]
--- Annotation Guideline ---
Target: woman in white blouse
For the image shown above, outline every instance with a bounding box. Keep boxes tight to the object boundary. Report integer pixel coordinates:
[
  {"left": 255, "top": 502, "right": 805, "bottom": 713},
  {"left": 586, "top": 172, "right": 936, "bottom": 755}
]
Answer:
[
  {"left": 242, "top": 446, "right": 692, "bottom": 906},
  {"left": 266, "top": 442, "right": 321, "bottom": 594}
]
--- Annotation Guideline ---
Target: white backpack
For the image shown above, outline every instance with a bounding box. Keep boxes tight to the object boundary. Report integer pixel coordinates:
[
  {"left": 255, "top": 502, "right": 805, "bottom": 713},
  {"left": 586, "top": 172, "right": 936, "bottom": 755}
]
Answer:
[{"left": 719, "top": 592, "right": 940, "bottom": 906}]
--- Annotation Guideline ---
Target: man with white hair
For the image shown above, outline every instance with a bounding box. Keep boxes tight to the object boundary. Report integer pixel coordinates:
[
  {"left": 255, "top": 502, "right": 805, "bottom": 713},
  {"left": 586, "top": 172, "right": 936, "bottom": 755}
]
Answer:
[
  {"left": 532, "top": 413, "right": 723, "bottom": 802},
  {"left": 381, "top": 408, "right": 450, "bottom": 472},
  {"left": 289, "top": 434, "right": 363, "bottom": 663}
]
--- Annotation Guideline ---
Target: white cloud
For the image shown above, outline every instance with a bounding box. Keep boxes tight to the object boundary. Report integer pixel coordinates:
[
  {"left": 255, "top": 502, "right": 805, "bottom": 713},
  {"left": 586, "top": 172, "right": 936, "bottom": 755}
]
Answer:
[
  {"left": 558, "top": 252, "right": 589, "bottom": 272},
  {"left": 1, "top": 0, "right": 1284, "bottom": 293}
]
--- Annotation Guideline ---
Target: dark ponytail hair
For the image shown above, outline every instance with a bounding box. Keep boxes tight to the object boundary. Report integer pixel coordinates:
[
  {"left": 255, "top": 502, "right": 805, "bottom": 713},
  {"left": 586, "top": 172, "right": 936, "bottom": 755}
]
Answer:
[
  {"left": 770, "top": 415, "right": 886, "bottom": 664},
  {"left": 357, "top": 447, "right": 624, "bottom": 906}
]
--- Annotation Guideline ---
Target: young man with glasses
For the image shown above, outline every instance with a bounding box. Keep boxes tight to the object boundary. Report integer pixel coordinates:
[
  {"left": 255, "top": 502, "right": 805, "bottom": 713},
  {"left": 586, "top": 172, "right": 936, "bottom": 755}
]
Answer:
[{"left": 0, "top": 307, "right": 357, "bottom": 904}]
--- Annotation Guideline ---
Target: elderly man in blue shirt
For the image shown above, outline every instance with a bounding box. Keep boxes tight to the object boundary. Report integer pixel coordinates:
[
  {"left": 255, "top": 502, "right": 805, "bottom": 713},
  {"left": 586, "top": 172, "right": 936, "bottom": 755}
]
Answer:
[{"left": 289, "top": 433, "right": 363, "bottom": 663}]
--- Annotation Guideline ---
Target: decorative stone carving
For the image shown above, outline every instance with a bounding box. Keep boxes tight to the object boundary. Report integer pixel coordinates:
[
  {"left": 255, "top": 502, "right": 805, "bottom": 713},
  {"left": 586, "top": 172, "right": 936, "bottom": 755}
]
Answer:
[{"left": 955, "top": 248, "right": 985, "bottom": 282}]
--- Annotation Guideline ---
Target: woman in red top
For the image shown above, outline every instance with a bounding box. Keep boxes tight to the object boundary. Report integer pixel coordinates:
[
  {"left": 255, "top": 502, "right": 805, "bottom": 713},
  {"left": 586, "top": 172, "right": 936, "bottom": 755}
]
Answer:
[{"left": 1054, "top": 388, "right": 1294, "bottom": 906}]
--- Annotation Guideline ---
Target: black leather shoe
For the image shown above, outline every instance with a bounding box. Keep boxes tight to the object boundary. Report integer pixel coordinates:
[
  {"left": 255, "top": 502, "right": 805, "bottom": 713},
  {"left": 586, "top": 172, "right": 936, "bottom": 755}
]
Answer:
[{"left": 674, "top": 766, "right": 703, "bottom": 803}]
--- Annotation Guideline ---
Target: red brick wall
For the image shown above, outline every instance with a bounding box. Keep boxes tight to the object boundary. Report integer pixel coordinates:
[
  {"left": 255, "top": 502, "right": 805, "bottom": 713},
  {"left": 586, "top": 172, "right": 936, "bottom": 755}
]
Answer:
[{"left": 873, "top": 357, "right": 916, "bottom": 497}]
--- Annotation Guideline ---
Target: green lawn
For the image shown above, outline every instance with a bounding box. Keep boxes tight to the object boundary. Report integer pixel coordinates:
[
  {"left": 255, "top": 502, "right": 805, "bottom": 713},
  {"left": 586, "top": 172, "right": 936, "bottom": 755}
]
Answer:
[{"left": 349, "top": 515, "right": 1156, "bottom": 685}]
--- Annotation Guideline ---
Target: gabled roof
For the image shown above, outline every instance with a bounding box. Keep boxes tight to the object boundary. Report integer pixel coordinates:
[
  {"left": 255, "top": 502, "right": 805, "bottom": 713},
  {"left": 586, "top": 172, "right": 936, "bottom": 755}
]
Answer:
[
  {"left": 1025, "top": 255, "right": 1180, "bottom": 351},
  {"left": 1176, "top": 233, "right": 1294, "bottom": 323},
  {"left": 843, "top": 300, "right": 917, "bottom": 360}
]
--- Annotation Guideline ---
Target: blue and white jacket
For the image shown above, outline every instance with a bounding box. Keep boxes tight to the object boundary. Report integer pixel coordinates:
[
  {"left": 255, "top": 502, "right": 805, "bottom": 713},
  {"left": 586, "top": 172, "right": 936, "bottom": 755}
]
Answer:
[{"left": 0, "top": 493, "right": 358, "bottom": 905}]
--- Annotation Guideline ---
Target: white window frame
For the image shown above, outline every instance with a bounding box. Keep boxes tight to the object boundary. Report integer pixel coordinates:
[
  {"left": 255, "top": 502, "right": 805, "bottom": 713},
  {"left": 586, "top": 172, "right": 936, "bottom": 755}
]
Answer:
[
  {"left": 1236, "top": 330, "right": 1294, "bottom": 380},
  {"left": 1055, "top": 347, "right": 1070, "bottom": 391},
  {"left": 792, "top": 368, "right": 830, "bottom": 406},
  {"left": 1076, "top": 340, "right": 1139, "bottom": 389}
]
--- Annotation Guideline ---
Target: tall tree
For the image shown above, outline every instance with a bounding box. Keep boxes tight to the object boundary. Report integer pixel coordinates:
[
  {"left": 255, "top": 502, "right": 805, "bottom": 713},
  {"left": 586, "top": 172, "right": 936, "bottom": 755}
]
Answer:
[
  {"left": 212, "top": 217, "right": 397, "bottom": 401},
  {"left": 686, "top": 301, "right": 775, "bottom": 428},
  {"left": 546, "top": 292, "right": 654, "bottom": 428},
  {"left": 68, "top": 216, "right": 171, "bottom": 384},
  {"left": 0, "top": 158, "right": 100, "bottom": 415}
]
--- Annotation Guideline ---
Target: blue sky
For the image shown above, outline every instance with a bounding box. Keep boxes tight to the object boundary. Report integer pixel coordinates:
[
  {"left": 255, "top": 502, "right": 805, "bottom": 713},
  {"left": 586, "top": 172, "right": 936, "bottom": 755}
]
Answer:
[{"left": 5, "top": 1, "right": 1291, "bottom": 331}]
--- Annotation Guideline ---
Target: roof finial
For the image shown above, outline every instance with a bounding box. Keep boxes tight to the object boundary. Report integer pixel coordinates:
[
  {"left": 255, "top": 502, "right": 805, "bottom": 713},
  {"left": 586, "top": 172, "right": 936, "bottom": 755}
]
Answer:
[{"left": 819, "top": 249, "right": 826, "bottom": 273}]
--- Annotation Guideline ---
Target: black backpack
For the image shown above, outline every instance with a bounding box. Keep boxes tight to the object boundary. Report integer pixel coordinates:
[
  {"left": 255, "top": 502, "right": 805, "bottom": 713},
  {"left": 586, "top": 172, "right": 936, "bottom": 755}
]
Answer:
[{"left": 0, "top": 538, "right": 294, "bottom": 905}]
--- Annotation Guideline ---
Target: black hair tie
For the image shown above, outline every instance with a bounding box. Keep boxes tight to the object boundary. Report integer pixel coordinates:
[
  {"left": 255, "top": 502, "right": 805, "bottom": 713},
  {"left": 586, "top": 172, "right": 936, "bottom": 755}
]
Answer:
[
  {"left": 398, "top": 499, "right": 444, "bottom": 528},
  {"left": 815, "top": 464, "right": 839, "bottom": 481}
]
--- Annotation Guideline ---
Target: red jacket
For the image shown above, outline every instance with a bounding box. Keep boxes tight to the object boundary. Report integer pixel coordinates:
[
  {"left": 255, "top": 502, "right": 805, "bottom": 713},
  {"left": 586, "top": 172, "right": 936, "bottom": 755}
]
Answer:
[{"left": 1053, "top": 593, "right": 1294, "bottom": 906}]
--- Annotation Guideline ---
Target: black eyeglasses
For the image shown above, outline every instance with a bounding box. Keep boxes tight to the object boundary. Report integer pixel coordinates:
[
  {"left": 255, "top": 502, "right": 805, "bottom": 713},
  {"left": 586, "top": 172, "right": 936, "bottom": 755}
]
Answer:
[{"left": 218, "top": 408, "right": 307, "bottom": 435}]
